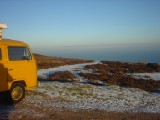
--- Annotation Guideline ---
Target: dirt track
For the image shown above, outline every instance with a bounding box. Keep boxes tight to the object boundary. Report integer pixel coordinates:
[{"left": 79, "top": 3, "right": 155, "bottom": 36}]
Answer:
[{"left": 0, "top": 105, "right": 160, "bottom": 120}]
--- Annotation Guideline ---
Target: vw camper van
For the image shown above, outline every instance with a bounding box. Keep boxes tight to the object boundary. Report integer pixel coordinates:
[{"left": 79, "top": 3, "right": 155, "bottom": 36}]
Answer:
[{"left": 0, "top": 39, "right": 37, "bottom": 103}]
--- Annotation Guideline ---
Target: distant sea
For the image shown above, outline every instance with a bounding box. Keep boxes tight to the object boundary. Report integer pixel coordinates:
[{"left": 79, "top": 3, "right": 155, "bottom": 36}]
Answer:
[{"left": 41, "top": 49, "right": 160, "bottom": 63}]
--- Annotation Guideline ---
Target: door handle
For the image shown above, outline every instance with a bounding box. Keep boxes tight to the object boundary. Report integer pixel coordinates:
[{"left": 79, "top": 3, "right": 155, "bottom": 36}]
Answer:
[{"left": 8, "top": 69, "right": 13, "bottom": 71}]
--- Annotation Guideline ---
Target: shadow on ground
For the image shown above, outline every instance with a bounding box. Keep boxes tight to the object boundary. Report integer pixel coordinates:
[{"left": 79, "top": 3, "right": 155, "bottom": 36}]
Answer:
[{"left": 0, "top": 92, "right": 14, "bottom": 120}]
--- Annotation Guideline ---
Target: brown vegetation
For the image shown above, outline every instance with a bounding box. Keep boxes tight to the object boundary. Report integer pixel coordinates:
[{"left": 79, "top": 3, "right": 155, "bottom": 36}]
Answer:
[
  {"left": 48, "top": 71, "right": 77, "bottom": 82},
  {"left": 79, "top": 61, "right": 160, "bottom": 90},
  {"left": 34, "top": 53, "right": 93, "bottom": 69},
  {"left": 101, "top": 61, "right": 160, "bottom": 73}
]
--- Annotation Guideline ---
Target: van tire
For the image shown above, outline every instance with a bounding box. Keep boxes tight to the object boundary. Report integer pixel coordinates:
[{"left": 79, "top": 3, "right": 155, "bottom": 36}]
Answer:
[{"left": 10, "top": 83, "right": 25, "bottom": 103}]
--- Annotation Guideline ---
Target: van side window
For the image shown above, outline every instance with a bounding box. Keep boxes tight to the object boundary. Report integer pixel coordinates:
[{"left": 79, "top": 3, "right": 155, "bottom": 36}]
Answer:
[
  {"left": 0, "top": 49, "right": 2, "bottom": 60},
  {"left": 8, "top": 47, "right": 32, "bottom": 61}
]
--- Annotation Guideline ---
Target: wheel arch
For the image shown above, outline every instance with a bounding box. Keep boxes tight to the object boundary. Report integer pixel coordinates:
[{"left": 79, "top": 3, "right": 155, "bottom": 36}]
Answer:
[{"left": 10, "top": 80, "right": 26, "bottom": 90}]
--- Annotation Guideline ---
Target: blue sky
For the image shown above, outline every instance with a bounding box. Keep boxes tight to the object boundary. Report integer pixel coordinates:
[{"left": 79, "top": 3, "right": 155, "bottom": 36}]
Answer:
[{"left": 1, "top": 0, "right": 160, "bottom": 62}]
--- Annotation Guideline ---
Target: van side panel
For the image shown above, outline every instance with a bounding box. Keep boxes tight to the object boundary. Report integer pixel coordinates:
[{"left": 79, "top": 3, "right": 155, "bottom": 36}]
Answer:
[
  {"left": 7, "top": 60, "right": 37, "bottom": 90},
  {"left": 0, "top": 45, "right": 8, "bottom": 91}
]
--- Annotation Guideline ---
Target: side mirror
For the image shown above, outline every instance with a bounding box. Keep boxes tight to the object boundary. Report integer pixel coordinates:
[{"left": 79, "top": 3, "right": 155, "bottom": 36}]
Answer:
[{"left": 23, "top": 56, "right": 30, "bottom": 60}]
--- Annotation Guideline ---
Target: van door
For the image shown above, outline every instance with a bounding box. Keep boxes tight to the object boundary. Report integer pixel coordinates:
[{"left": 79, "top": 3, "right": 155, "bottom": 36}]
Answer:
[
  {"left": 7, "top": 46, "right": 37, "bottom": 89},
  {"left": 0, "top": 46, "right": 8, "bottom": 91}
]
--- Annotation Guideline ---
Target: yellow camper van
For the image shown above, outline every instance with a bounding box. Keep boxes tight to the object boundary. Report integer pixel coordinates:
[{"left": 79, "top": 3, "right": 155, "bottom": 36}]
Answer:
[{"left": 0, "top": 39, "right": 37, "bottom": 103}]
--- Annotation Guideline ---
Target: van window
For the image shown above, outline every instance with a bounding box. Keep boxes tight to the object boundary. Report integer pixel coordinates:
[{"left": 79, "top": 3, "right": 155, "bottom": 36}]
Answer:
[
  {"left": 0, "top": 49, "right": 2, "bottom": 60},
  {"left": 8, "top": 47, "right": 32, "bottom": 61}
]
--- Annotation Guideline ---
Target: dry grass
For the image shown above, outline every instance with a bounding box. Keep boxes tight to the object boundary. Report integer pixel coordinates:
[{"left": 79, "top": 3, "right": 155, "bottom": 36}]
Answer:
[
  {"left": 48, "top": 71, "right": 77, "bottom": 82},
  {"left": 80, "top": 61, "right": 160, "bottom": 90},
  {"left": 34, "top": 53, "right": 93, "bottom": 69}
]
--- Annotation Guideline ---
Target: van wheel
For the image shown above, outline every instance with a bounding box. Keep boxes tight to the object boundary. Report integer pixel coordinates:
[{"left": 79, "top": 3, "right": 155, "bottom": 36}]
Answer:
[{"left": 10, "top": 83, "right": 25, "bottom": 103}]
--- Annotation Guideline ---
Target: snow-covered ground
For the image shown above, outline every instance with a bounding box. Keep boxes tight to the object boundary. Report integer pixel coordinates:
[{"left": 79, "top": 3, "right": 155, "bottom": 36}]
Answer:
[
  {"left": 38, "top": 61, "right": 160, "bottom": 81},
  {"left": 36, "top": 61, "right": 160, "bottom": 113},
  {"left": 29, "top": 81, "right": 160, "bottom": 113}
]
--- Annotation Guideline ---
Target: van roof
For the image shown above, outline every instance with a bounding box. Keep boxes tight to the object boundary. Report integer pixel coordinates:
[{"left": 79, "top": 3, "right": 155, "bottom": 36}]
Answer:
[{"left": 0, "top": 39, "right": 28, "bottom": 46}]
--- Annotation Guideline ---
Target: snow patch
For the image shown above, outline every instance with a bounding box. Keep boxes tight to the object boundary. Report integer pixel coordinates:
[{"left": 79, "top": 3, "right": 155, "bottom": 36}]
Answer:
[
  {"left": 38, "top": 61, "right": 99, "bottom": 79},
  {"left": 130, "top": 73, "right": 160, "bottom": 81}
]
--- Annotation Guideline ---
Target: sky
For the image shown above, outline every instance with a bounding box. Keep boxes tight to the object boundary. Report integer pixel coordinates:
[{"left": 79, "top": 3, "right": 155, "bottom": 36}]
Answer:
[{"left": 1, "top": 0, "right": 160, "bottom": 62}]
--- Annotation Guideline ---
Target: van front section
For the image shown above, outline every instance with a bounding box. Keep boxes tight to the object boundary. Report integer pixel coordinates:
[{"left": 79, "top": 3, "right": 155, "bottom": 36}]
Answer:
[
  {"left": 26, "top": 47, "right": 38, "bottom": 90},
  {"left": 0, "top": 24, "right": 38, "bottom": 103}
]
